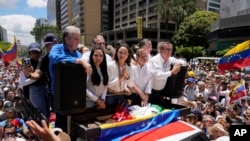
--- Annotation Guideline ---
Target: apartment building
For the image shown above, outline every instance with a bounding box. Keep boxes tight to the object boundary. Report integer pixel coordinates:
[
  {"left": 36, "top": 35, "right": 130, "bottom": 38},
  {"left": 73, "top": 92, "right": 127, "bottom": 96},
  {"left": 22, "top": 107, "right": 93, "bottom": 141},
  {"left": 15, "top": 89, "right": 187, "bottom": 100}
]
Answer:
[
  {"left": 0, "top": 26, "right": 7, "bottom": 42},
  {"left": 103, "top": 0, "right": 177, "bottom": 49},
  {"left": 208, "top": 0, "right": 250, "bottom": 54}
]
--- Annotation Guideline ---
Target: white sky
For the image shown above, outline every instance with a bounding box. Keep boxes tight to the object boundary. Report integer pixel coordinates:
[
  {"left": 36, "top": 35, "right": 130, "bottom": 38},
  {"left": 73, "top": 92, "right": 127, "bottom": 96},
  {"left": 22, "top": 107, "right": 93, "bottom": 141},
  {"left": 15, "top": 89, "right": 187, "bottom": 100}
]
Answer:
[{"left": 0, "top": 0, "right": 47, "bottom": 46}]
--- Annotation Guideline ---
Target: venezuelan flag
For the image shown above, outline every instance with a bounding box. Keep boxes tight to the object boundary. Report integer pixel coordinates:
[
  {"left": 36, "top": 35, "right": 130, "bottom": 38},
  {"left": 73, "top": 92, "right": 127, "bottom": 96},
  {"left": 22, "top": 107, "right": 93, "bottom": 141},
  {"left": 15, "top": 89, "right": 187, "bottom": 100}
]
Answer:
[
  {"left": 2, "top": 36, "right": 17, "bottom": 63},
  {"left": 218, "top": 40, "right": 250, "bottom": 71},
  {"left": 229, "top": 84, "right": 246, "bottom": 104},
  {"left": 97, "top": 109, "right": 179, "bottom": 141}
]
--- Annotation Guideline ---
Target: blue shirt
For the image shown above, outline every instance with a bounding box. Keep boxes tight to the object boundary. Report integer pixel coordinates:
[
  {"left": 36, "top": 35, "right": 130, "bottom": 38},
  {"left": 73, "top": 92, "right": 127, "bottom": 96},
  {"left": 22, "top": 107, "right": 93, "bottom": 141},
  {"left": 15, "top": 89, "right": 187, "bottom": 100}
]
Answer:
[{"left": 49, "top": 43, "right": 82, "bottom": 95}]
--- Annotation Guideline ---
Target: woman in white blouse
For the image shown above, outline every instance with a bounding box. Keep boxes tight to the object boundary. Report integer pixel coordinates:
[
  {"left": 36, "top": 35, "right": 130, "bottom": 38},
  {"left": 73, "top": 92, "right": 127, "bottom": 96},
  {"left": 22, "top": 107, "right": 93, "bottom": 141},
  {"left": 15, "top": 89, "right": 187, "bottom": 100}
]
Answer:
[
  {"left": 107, "top": 43, "right": 146, "bottom": 106},
  {"left": 86, "top": 47, "right": 109, "bottom": 109}
]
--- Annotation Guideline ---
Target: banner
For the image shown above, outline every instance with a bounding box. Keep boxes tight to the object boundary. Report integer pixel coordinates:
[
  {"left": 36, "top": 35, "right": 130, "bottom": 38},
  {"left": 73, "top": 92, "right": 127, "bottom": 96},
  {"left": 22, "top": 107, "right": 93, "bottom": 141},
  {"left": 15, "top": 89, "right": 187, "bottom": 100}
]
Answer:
[{"left": 137, "top": 17, "right": 142, "bottom": 39}]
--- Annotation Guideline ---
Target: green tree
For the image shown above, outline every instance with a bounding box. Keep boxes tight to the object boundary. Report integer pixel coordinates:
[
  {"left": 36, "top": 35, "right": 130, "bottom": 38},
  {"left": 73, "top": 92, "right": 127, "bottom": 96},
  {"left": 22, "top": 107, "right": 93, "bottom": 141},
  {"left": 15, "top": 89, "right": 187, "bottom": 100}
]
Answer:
[
  {"left": 30, "top": 25, "right": 62, "bottom": 44},
  {"left": 216, "top": 46, "right": 233, "bottom": 57},
  {"left": 170, "top": 0, "right": 197, "bottom": 29},
  {"left": 0, "top": 41, "right": 11, "bottom": 52},
  {"left": 172, "top": 10, "right": 219, "bottom": 48},
  {"left": 156, "top": 0, "right": 172, "bottom": 39},
  {"left": 175, "top": 46, "right": 204, "bottom": 59}
]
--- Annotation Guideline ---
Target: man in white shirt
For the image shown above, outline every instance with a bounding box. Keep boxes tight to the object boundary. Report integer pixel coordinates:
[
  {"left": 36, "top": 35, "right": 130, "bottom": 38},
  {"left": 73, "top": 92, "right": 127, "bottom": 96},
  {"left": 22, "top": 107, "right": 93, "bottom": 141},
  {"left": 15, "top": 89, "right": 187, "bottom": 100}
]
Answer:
[
  {"left": 130, "top": 48, "right": 153, "bottom": 106},
  {"left": 149, "top": 41, "right": 186, "bottom": 104},
  {"left": 197, "top": 81, "right": 210, "bottom": 101}
]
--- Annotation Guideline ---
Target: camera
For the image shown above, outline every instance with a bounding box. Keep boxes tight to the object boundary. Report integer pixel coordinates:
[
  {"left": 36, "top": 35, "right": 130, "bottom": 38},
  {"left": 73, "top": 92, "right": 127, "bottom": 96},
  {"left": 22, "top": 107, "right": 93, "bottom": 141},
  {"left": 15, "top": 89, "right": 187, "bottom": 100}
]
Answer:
[{"left": 22, "top": 58, "right": 31, "bottom": 67}]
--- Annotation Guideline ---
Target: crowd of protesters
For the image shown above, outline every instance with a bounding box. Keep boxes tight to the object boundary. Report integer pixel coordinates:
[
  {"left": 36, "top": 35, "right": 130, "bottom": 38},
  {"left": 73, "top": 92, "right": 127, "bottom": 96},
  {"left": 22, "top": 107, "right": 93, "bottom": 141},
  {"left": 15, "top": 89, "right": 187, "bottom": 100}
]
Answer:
[{"left": 174, "top": 60, "right": 250, "bottom": 141}]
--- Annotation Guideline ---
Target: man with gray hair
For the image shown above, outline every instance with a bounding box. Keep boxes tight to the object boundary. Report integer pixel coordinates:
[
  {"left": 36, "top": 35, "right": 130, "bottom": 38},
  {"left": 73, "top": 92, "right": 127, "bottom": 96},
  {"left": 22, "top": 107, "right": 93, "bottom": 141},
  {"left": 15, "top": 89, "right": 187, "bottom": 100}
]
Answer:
[
  {"left": 197, "top": 80, "right": 210, "bottom": 101},
  {"left": 49, "top": 25, "right": 92, "bottom": 132}
]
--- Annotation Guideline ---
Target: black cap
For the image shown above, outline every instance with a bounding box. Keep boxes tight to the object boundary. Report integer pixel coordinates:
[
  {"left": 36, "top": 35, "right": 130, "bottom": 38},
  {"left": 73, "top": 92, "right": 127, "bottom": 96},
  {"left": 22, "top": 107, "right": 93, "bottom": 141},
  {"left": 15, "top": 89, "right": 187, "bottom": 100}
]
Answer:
[{"left": 44, "top": 33, "right": 58, "bottom": 44}]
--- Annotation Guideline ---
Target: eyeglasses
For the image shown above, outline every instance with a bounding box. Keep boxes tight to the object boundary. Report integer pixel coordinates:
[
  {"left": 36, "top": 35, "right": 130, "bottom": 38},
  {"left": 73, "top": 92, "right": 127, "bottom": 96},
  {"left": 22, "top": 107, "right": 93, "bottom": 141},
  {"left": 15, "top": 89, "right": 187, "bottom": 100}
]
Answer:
[
  {"left": 205, "top": 120, "right": 213, "bottom": 123},
  {"left": 97, "top": 42, "right": 105, "bottom": 45},
  {"left": 159, "top": 48, "right": 172, "bottom": 52}
]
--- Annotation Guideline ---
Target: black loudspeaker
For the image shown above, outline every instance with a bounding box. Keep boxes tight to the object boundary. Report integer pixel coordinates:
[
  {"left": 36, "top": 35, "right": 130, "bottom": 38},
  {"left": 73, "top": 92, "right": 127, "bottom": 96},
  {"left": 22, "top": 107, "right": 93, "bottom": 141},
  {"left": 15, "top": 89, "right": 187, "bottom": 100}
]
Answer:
[
  {"left": 162, "top": 66, "right": 188, "bottom": 98},
  {"left": 54, "top": 63, "right": 86, "bottom": 115}
]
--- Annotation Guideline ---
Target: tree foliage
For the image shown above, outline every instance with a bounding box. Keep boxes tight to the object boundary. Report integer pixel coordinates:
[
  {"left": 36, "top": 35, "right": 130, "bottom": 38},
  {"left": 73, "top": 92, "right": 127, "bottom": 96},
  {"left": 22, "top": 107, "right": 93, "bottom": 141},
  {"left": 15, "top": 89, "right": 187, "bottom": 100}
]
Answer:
[
  {"left": 175, "top": 46, "right": 205, "bottom": 59},
  {"left": 215, "top": 46, "right": 233, "bottom": 57},
  {"left": 170, "top": 0, "right": 197, "bottom": 28},
  {"left": 30, "top": 25, "right": 62, "bottom": 43},
  {"left": 156, "top": 0, "right": 197, "bottom": 39},
  {"left": 172, "top": 10, "right": 219, "bottom": 48},
  {"left": 0, "top": 41, "right": 11, "bottom": 52}
]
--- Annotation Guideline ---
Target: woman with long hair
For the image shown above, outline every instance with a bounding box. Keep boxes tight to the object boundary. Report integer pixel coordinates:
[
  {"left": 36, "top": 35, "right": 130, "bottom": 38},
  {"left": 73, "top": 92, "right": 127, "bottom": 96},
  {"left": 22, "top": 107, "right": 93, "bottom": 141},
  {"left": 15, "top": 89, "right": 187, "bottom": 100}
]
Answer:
[{"left": 86, "top": 47, "right": 109, "bottom": 109}]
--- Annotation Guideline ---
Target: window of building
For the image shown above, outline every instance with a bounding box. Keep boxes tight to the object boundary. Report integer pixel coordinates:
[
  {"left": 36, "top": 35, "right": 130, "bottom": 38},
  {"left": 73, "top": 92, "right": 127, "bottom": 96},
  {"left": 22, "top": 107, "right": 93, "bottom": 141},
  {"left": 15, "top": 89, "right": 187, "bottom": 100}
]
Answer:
[
  {"left": 130, "top": 13, "right": 136, "bottom": 19},
  {"left": 122, "top": 8, "right": 128, "bottom": 13},
  {"left": 115, "top": 18, "right": 120, "bottom": 23},
  {"left": 130, "top": 4, "right": 136, "bottom": 11},
  {"left": 115, "top": 11, "right": 120, "bottom": 16},
  {"left": 115, "top": 3, "right": 120, "bottom": 8},
  {"left": 122, "top": 16, "right": 128, "bottom": 21}
]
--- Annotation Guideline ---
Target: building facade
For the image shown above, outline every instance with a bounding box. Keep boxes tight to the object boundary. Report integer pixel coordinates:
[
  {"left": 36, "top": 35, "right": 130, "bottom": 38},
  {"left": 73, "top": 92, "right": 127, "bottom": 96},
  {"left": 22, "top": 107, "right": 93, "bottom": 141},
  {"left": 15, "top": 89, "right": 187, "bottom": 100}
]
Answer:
[
  {"left": 57, "top": 0, "right": 110, "bottom": 46},
  {"left": 0, "top": 26, "right": 7, "bottom": 42},
  {"left": 47, "top": 0, "right": 57, "bottom": 26},
  {"left": 35, "top": 18, "right": 49, "bottom": 26},
  {"left": 208, "top": 0, "right": 250, "bottom": 54},
  {"left": 103, "top": 0, "right": 177, "bottom": 49},
  {"left": 207, "top": 0, "right": 221, "bottom": 13}
]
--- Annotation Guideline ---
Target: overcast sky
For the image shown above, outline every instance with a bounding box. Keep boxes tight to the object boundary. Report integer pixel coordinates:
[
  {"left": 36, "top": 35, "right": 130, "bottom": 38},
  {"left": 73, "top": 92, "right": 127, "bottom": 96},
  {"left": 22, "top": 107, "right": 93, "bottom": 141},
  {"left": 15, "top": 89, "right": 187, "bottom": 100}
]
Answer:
[{"left": 0, "top": 0, "right": 47, "bottom": 46}]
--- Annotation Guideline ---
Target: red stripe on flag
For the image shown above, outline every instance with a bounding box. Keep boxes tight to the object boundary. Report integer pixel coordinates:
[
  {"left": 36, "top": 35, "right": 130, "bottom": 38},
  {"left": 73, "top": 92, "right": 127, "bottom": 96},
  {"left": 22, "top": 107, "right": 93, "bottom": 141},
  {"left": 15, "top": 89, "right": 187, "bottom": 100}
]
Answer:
[
  {"left": 229, "top": 91, "right": 246, "bottom": 104},
  {"left": 218, "top": 58, "right": 250, "bottom": 70},
  {"left": 122, "top": 121, "right": 195, "bottom": 141}
]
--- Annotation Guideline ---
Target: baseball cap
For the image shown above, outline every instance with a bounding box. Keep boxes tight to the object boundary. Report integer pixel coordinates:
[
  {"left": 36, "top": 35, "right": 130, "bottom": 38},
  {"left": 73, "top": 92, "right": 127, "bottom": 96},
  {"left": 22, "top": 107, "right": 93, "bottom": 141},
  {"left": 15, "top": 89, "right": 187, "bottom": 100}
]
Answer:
[
  {"left": 29, "top": 43, "right": 41, "bottom": 52},
  {"left": 187, "top": 77, "right": 195, "bottom": 83},
  {"left": 44, "top": 33, "right": 58, "bottom": 45}
]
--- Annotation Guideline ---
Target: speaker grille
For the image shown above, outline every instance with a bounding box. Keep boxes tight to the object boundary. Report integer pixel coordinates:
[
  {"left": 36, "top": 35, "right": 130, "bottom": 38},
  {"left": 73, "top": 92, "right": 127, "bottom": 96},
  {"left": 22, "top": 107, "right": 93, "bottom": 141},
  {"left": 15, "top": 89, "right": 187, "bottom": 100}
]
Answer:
[{"left": 54, "top": 63, "right": 86, "bottom": 115}]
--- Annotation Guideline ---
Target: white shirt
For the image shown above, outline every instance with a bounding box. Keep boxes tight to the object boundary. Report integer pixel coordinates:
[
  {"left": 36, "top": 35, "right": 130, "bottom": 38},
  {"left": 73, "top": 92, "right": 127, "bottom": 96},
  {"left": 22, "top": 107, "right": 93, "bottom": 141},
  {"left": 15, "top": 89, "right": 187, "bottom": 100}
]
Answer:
[
  {"left": 199, "top": 88, "right": 210, "bottom": 101},
  {"left": 107, "top": 61, "right": 134, "bottom": 92},
  {"left": 132, "top": 63, "right": 153, "bottom": 94},
  {"left": 86, "top": 67, "right": 107, "bottom": 102},
  {"left": 149, "top": 54, "right": 186, "bottom": 90},
  {"left": 184, "top": 85, "right": 199, "bottom": 101},
  {"left": 81, "top": 51, "right": 112, "bottom": 63}
]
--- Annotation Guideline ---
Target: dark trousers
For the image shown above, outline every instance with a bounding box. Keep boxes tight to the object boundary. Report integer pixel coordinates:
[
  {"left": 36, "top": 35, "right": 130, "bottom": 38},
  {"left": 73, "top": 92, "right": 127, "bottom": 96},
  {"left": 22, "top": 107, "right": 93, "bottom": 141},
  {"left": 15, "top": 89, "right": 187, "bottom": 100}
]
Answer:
[
  {"left": 105, "top": 94, "right": 124, "bottom": 108},
  {"left": 125, "top": 93, "right": 141, "bottom": 105},
  {"left": 149, "top": 89, "right": 163, "bottom": 105},
  {"left": 149, "top": 89, "right": 171, "bottom": 106}
]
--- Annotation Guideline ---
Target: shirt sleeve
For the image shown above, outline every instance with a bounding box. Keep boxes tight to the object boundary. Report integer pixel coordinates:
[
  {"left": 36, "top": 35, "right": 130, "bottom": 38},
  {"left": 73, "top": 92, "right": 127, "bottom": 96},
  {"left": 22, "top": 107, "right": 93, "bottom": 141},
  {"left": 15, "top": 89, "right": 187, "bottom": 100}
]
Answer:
[
  {"left": 107, "top": 62, "right": 120, "bottom": 88},
  {"left": 149, "top": 58, "right": 172, "bottom": 80},
  {"left": 49, "top": 45, "right": 77, "bottom": 65},
  {"left": 86, "top": 89, "right": 98, "bottom": 102}
]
